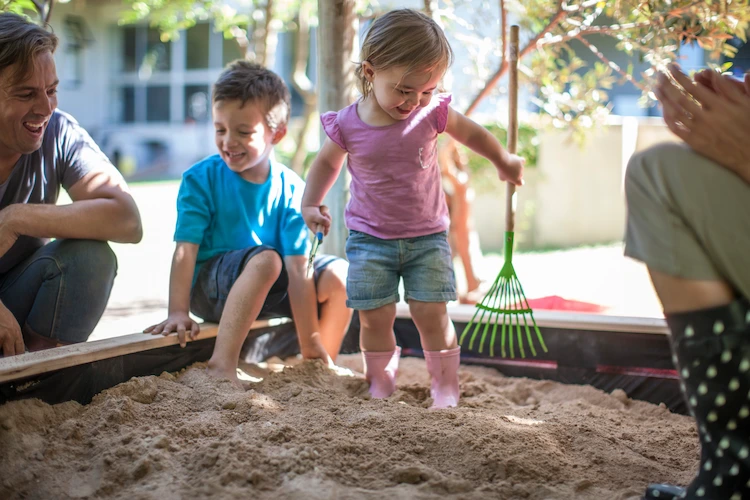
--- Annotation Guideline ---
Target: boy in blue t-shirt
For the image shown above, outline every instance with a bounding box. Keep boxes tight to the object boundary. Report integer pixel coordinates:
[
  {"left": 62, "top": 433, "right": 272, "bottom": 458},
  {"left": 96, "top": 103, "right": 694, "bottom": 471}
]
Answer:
[{"left": 145, "top": 61, "right": 352, "bottom": 385}]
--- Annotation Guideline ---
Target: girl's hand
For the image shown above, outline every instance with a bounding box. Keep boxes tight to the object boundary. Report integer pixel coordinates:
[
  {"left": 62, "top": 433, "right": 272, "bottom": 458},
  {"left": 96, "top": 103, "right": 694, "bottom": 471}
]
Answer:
[
  {"left": 497, "top": 154, "right": 525, "bottom": 186},
  {"left": 302, "top": 205, "right": 332, "bottom": 236}
]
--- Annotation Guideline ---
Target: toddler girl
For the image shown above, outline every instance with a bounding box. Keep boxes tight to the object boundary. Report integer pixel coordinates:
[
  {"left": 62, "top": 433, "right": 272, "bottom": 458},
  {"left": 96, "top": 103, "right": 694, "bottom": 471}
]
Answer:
[{"left": 302, "top": 8, "right": 524, "bottom": 408}]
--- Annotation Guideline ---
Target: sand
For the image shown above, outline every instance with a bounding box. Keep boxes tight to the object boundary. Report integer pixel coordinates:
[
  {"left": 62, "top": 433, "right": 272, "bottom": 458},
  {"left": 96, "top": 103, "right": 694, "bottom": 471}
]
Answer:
[{"left": 0, "top": 355, "right": 698, "bottom": 500}]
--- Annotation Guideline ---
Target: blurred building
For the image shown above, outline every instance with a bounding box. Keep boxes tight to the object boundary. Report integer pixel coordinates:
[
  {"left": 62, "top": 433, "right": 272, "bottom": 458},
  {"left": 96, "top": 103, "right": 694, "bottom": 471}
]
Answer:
[{"left": 45, "top": 1, "right": 745, "bottom": 180}]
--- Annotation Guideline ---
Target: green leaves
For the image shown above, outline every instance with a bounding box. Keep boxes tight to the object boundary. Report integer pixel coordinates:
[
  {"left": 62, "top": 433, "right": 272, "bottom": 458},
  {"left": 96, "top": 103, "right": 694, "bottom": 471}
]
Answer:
[
  {"left": 499, "top": 0, "right": 750, "bottom": 142},
  {"left": 119, "top": 0, "right": 250, "bottom": 41},
  {"left": 1, "top": 0, "right": 44, "bottom": 19},
  {"left": 459, "top": 123, "right": 539, "bottom": 192}
]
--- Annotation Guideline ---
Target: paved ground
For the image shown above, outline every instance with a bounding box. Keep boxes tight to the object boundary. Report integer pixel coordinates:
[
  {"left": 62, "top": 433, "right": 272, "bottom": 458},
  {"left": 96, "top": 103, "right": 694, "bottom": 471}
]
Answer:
[{"left": 89, "top": 181, "right": 662, "bottom": 341}]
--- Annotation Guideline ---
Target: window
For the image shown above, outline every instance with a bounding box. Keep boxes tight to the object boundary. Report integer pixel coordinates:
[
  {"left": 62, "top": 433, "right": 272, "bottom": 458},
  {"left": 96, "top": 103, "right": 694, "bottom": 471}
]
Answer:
[
  {"left": 146, "top": 86, "right": 171, "bottom": 122},
  {"left": 186, "top": 23, "right": 210, "bottom": 69},
  {"left": 61, "top": 16, "right": 94, "bottom": 88},
  {"left": 121, "top": 86, "right": 135, "bottom": 123},
  {"left": 145, "top": 27, "right": 171, "bottom": 72},
  {"left": 116, "top": 22, "right": 253, "bottom": 124},
  {"left": 122, "top": 26, "right": 137, "bottom": 72},
  {"left": 118, "top": 26, "right": 173, "bottom": 123},
  {"left": 185, "top": 85, "right": 210, "bottom": 123},
  {"left": 222, "top": 36, "right": 245, "bottom": 67}
]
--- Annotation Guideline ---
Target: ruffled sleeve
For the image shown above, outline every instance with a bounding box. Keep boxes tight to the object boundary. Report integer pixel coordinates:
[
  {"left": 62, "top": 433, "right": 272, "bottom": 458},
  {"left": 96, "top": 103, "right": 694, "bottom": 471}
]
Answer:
[
  {"left": 320, "top": 111, "right": 347, "bottom": 151},
  {"left": 435, "top": 93, "right": 452, "bottom": 133}
]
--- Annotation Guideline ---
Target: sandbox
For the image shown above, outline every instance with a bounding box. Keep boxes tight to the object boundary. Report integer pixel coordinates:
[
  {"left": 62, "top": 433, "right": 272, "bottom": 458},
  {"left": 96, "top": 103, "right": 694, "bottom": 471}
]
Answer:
[
  {"left": 0, "top": 355, "right": 698, "bottom": 499},
  {"left": 0, "top": 307, "right": 698, "bottom": 499}
]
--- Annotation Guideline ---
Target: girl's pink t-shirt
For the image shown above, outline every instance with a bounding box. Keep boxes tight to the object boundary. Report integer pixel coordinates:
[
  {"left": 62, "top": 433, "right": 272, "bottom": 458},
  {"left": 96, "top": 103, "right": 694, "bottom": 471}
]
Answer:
[{"left": 321, "top": 93, "right": 452, "bottom": 240}]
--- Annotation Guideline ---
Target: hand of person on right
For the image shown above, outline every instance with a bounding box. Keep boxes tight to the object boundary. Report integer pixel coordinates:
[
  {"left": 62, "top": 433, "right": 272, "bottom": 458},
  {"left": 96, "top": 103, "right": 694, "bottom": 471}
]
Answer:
[
  {"left": 302, "top": 205, "right": 332, "bottom": 237},
  {"left": 656, "top": 64, "right": 750, "bottom": 183},
  {"left": 144, "top": 311, "right": 200, "bottom": 348},
  {"left": 0, "top": 301, "right": 25, "bottom": 357},
  {"left": 694, "top": 69, "right": 748, "bottom": 97}
]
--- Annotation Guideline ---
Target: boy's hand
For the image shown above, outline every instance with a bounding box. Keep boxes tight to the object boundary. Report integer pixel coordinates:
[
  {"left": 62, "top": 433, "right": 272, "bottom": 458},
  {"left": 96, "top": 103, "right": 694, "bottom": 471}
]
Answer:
[
  {"left": 497, "top": 154, "right": 525, "bottom": 186},
  {"left": 300, "top": 332, "right": 334, "bottom": 367},
  {"left": 302, "top": 205, "right": 332, "bottom": 236},
  {"left": 144, "top": 312, "right": 200, "bottom": 348},
  {"left": 301, "top": 342, "right": 334, "bottom": 367}
]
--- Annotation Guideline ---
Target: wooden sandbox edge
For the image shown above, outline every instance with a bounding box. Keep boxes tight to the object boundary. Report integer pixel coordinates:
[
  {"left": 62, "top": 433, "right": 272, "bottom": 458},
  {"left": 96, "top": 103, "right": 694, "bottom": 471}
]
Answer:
[
  {"left": 399, "top": 303, "right": 669, "bottom": 336},
  {"left": 0, "top": 307, "right": 667, "bottom": 385},
  {"left": 0, "top": 318, "right": 293, "bottom": 384}
]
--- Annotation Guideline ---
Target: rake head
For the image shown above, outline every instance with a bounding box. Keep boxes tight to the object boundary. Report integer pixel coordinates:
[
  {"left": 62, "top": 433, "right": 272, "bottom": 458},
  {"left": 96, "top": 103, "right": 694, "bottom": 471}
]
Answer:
[{"left": 459, "top": 234, "right": 548, "bottom": 358}]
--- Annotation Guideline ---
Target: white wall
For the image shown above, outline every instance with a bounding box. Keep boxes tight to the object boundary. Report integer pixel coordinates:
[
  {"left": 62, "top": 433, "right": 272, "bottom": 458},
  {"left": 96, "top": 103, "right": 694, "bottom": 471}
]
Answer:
[{"left": 473, "top": 117, "right": 680, "bottom": 252}]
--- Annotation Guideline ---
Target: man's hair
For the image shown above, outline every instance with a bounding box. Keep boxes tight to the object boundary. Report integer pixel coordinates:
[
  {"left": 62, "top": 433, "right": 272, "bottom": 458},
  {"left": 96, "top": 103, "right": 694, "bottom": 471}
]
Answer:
[
  {"left": 0, "top": 12, "right": 58, "bottom": 85},
  {"left": 213, "top": 60, "right": 291, "bottom": 131},
  {"left": 355, "top": 9, "right": 453, "bottom": 99}
]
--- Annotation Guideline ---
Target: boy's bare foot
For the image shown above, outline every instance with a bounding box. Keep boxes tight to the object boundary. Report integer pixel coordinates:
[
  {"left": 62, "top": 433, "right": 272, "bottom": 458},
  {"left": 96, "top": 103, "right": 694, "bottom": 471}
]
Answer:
[{"left": 206, "top": 361, "right": 243, "bottom": 388}]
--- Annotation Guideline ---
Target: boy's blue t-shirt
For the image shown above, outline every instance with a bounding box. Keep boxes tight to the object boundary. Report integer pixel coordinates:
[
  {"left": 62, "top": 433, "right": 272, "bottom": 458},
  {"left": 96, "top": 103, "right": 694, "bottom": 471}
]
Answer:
[{"left": 174, "top": 154, "right": 311, "bottom": 272}]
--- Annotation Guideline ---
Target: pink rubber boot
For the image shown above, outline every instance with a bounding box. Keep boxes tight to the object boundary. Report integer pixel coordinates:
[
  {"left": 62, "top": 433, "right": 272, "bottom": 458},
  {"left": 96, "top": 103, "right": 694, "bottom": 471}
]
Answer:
[
  {"left": 362, "top": 347, "right": 401, "bottom": 399},
  {"left": 423, "top": 347, "right": 461, "bottom": 409}
]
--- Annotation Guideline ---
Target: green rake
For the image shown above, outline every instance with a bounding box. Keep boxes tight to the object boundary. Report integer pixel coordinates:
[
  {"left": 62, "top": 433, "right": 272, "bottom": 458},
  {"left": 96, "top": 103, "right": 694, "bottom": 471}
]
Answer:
[{"left": 459, "top": 26, "right": 547, "bottom": 359}]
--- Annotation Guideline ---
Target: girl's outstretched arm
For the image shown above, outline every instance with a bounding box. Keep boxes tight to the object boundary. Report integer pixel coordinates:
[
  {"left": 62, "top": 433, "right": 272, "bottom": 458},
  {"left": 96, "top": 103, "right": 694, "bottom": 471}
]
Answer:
[
  {"left": 444, "top": 107, "right": 525, "bottom": 186},
  {"left": 301, "top": 137, "right": 348, "bottom": 235}
]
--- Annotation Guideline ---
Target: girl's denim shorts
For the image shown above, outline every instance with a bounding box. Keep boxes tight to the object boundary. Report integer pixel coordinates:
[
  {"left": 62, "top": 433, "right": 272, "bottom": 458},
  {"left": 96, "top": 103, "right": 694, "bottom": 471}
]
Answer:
[{"left": 344, "top": 230, "right": 457, "bottom": 310}]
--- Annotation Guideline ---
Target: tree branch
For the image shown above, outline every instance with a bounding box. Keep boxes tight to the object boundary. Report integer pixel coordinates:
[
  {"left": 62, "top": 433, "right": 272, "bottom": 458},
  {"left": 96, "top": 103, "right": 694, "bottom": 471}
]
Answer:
[
  {"left": 500, "top": 0, "right": 507, "bottom": 71},
  {"left": 423, "top": 0, "right": 438, "bottom": 18},
  {"left": 540, "top": 21, "right": 653, "bottom": 45},
  {"left": 464, "top": 0, "right": 566, "bottom": 117},
  {"left": 43, "top": 0, "right": 54, "bottom": 24},
  {"left": 290, "top": 1, "right": 317, "bottom": 174},
  {"left": 575, "top": 35, "right": 649, "bottom": 93}
]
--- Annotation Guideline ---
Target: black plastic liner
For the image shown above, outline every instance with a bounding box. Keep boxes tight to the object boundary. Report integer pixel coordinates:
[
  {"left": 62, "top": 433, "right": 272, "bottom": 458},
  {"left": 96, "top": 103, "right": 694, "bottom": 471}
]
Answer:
[{"left": 0, "top": 312, "right": 683, "bottom": 414}]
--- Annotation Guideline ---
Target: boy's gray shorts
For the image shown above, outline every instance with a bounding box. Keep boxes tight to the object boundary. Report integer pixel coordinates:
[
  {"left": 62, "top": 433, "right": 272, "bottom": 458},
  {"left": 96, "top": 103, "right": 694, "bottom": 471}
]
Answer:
[
  {"left": 624, "top": 142, "right": 750, "bottom": 299},
  {"left": 190, "top": 245, "right": 341, "bottom": 323}
]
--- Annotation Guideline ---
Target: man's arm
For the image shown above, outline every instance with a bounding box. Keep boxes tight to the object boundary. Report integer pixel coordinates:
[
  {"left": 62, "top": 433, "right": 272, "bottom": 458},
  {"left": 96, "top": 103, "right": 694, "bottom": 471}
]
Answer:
[
  {"left": 1, "top": 169, "right": 142, "bottom": 244},
  {"left": 284, "top": 254, "right": 331, "bottom": 363}
]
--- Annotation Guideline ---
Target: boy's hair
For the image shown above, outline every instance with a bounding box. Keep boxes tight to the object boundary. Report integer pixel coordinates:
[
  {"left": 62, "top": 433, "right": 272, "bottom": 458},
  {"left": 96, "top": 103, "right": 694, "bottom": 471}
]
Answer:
[
  {"left": 0, "top": 12, "right": 58, "bottom": 86},
  {"left": 355, "top": 9, "right": 453, "bottom": 99},
  {"left": 213, "top": 60, "right": 291, "bottom": 131}
]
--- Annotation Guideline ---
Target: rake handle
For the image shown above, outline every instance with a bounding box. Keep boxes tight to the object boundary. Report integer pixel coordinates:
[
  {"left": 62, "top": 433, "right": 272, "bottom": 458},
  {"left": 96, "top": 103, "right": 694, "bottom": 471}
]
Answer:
[{"left": 506, "top": 25, "right": 519, "bottom": 233}]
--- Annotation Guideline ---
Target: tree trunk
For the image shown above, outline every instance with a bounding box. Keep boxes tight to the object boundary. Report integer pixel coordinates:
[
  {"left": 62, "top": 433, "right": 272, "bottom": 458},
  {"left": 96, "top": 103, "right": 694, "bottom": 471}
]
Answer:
[
  {"left": 290, "top": 1, "right": 317, "bottom": 175},
  {"left": 251, "top": 0, "right": 276, "bottom": 67},
  {"left": 317, "top": 0, "right": 357, "bottom": 257}
]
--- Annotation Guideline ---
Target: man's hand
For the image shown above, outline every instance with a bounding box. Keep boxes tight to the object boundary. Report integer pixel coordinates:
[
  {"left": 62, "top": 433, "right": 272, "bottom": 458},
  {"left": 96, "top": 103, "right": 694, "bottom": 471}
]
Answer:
[
  {"left": 0, "top": 205, "right": 20, "bottom": 260},
  {"left": 0, "top": 301, "right": 25, "bottom": 357},
  {"left": 656, "top": 64, "right": 750, "bottom": 183},
  {"left": 144, "top": 312, "right": 200, "bottom": 348}
]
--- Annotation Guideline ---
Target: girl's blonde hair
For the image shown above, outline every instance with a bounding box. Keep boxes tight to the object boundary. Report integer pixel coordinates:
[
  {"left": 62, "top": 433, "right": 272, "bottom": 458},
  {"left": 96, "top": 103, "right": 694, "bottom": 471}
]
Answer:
[{"left": 355, "top": 9, "right": 453, "bottom": 99}]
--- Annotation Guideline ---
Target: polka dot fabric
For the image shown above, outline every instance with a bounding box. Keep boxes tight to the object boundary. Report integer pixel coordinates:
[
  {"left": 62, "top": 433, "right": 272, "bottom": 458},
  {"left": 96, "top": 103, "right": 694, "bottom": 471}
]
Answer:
[{"left": 648, "top": 297, "right": 750, "bottom": 500}]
